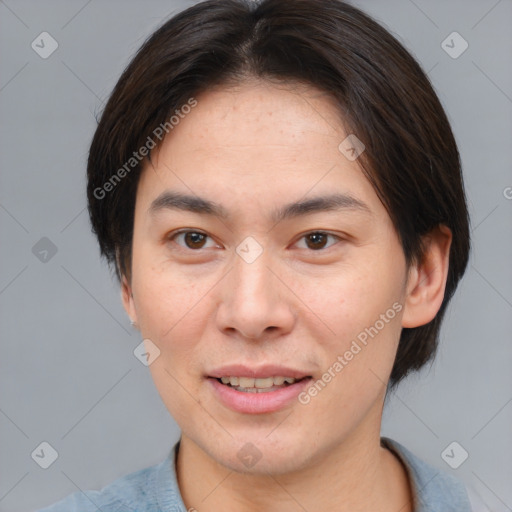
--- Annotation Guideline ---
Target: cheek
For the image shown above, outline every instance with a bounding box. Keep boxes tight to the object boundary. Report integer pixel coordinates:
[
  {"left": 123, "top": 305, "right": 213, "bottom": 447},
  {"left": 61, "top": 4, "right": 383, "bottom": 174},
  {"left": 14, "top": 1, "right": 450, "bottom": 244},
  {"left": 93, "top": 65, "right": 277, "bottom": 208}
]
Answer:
[
  {"left": 305, "top": 258, "right": 406, "bottom": 399},
  {"left": 132, "top": 265, "right": 213, "bottom": 422},
  {"left": 131, "top": 249, "right": 212, "bottom": 340},
  {"left": 313, "top": 260, "right": 404, "bottom": 338},
  {"left": 130, "top": 262, "right": 220, "bottom": 402}
]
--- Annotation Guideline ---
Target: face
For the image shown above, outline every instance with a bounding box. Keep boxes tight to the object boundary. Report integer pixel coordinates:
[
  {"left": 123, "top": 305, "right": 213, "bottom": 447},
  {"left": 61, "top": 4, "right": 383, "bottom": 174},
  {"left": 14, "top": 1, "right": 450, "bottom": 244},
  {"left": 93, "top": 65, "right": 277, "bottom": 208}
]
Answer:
[{"left": 123, "top": 80, "right": 414, "bottom": 475}]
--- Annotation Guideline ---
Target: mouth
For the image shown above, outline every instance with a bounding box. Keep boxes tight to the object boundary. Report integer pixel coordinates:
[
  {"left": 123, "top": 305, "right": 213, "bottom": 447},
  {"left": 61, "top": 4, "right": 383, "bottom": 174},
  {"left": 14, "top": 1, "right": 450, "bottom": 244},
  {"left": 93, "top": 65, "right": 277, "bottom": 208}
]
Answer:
[
  {"left": 214, "top": 375, "right": 311, "bottom": 393},
  {"left": 207, "top": 372, "right": 313, "bottom": 414}
]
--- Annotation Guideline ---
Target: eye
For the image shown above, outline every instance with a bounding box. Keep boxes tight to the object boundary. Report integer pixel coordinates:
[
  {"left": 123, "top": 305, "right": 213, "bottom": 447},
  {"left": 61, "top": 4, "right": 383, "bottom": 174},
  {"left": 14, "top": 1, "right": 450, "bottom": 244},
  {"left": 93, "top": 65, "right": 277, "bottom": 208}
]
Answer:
[
  {"left": 167, "top": 229, "right": 342, "bottom": 252},
  {"left": 295, "top": 231, "right": 341, "bottom": 251},
  {"left": 168, "top": 230, "right": 218, "bottom": 250}
]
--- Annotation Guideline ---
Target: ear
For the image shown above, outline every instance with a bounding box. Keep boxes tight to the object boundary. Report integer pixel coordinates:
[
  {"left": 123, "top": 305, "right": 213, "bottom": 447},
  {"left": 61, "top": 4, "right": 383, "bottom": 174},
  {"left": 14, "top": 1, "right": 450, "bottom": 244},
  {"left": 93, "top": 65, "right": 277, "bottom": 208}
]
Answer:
[
  {"left": 121, "top": 275, "right": 138, "bottom": 328},
  {"left": 401, "top": 225, "right": 452, "bottom": 328}
]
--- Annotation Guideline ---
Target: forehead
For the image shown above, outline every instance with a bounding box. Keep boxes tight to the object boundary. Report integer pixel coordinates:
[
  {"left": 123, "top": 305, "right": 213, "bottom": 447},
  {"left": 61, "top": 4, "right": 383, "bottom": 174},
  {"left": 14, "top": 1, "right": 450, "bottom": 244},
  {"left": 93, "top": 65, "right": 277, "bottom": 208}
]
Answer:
[
  {"left": 136, "top": 80, "right": 384, "bottom": 219},
  {"left": 180, "top": 80, "right": 344, "bottom": 149}
]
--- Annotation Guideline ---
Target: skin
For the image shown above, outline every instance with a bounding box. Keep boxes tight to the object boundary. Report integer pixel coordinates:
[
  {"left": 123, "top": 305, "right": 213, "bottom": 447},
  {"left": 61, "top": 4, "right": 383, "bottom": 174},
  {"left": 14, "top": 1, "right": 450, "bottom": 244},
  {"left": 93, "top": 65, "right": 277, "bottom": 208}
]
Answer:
[{"left": 121, "top": 79, "right": 452, "bottom": 512}]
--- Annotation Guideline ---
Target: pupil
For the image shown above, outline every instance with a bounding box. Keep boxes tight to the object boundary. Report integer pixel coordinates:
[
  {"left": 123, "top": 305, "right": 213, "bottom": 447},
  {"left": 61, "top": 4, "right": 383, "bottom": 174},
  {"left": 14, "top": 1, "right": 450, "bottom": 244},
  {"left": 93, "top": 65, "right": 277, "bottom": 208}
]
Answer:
[
  {"left": 185, "top": 232, "right": 205, "bottom": 248},
  {"left": 307, "top": 233, "right": 326, "bottom": 250}
]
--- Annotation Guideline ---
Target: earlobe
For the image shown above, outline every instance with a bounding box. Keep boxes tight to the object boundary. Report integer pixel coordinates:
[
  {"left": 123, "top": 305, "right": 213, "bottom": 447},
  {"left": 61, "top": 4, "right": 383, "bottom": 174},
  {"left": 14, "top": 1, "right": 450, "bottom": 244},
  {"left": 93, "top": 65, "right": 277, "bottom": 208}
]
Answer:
[
  {"left": 401, "top": 225, "right": 452, "bottom": 328},
  {"left": 121, "top": 275, "right": 138, "bottom": 328}
]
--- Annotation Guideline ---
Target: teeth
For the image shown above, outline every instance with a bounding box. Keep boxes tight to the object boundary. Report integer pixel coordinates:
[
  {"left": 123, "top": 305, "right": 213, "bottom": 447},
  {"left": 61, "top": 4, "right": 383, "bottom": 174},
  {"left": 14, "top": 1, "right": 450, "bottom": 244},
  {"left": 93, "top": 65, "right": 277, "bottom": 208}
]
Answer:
[
  {"left": 219, "top": 376, "right": 298, "bottom": 387},
  {"left": 254, "top": 377, "right": 274, "bottom": 388},
  {"left": 239, "top": 377, "right": 255, "bottom": 388}
]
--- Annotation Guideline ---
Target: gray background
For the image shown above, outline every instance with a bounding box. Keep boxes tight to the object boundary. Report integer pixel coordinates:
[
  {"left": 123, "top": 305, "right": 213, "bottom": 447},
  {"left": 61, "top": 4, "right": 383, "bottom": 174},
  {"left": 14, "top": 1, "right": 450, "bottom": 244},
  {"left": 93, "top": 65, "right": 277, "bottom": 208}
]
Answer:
[{"left": 0, "top": 0, "right": 511, "bottom": 511}]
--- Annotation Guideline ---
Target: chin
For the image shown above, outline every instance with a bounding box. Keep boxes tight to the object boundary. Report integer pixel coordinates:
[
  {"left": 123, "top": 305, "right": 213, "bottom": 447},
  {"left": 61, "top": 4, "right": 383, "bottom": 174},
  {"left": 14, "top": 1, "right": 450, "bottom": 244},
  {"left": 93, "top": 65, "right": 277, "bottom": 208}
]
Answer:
[{"left": 207, "top": 430, "right": 319, "bottom": 476}]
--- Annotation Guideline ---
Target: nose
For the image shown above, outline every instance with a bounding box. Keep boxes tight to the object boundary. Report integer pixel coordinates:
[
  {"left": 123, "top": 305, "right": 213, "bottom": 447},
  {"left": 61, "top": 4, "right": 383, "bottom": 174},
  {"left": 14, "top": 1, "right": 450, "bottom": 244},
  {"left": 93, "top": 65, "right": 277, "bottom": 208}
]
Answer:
[{"left": 216, "top": 249, "right": 296, "bottom": 341}]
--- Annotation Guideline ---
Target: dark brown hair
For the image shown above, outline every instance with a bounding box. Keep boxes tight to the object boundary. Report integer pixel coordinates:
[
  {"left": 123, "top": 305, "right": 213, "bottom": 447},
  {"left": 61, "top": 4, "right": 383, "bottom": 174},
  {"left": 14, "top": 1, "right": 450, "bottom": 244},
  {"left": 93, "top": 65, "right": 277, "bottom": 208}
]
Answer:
[{"left": 87, "top": 0, "right": 470, "bottom": 387}]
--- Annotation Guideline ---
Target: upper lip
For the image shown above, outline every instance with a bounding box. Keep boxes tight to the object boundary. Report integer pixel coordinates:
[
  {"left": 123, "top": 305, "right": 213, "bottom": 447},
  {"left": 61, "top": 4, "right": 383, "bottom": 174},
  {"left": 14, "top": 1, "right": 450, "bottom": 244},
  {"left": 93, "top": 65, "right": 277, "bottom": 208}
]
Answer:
[{"left": 207, "top": 364, "right": 312, "bottom": 380}]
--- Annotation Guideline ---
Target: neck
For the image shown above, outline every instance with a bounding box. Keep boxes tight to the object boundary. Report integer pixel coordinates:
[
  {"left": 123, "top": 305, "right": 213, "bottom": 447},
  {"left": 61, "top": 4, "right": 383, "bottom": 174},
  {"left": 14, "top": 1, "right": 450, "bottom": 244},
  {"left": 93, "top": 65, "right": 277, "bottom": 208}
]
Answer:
[{"left": 176, "top": 419, "right": 413, "bottom": 512}]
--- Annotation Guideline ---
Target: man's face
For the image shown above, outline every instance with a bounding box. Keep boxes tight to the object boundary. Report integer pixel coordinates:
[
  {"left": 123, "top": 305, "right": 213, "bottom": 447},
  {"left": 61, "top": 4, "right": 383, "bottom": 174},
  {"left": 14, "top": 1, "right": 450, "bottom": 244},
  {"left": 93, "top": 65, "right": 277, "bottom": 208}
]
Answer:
[{"left": 124, "top": 80, "right": 411, "bottom": 474}]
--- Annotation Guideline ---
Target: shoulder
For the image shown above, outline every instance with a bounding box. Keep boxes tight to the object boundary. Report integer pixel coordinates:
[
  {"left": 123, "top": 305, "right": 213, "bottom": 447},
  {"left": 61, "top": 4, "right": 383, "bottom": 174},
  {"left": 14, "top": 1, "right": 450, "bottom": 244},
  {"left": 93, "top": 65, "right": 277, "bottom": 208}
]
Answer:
[
  {"left": 36, "top": 464, "right": 158, "bottom": 512},
  {"left": 381, "top": 437, "right": 473, "bottom": 512},
  {"left": 36, "top": 449, "right": 179, "bottom": 512}
]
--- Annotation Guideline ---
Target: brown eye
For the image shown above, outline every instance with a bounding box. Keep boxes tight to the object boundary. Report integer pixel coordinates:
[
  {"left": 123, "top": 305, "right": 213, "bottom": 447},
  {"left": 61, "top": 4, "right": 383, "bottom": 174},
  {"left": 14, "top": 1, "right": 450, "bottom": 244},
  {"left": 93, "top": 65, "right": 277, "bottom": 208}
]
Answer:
[
  {"left": 183, "top": 232, "right": 207, "bottom": 249},
  {"left": 306, "top": 232, "right": 328, "bottom": 250},
  {"left": 169, "top": 230, "right": 215, "bottom": 250},
  {"left": 296, "top": 231, "right": 340, "bottom": 251}
]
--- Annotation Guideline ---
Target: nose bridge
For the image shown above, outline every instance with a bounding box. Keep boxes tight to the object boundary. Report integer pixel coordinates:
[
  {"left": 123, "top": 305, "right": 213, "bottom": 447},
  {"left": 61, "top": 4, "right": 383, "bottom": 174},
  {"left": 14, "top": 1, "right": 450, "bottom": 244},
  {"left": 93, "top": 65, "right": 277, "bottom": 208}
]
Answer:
[
  {"left": 231, "top": 247, "right": 277, "bottom": 309},
  {"left": 217, "top": 244, "right": 294, "bottom": 339}
]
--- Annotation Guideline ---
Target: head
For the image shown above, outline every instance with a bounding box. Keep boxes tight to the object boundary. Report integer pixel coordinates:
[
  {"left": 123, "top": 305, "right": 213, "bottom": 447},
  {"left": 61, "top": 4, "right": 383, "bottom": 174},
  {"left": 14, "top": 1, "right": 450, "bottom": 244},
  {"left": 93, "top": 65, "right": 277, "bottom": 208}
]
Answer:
[{"left": 87, "top": 0, "right": 470, "bottom": 474}]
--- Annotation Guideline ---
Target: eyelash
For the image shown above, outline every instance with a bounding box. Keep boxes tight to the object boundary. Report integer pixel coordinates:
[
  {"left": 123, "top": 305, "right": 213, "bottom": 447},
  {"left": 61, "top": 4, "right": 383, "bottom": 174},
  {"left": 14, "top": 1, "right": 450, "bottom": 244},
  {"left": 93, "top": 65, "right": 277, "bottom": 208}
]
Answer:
[{"left": 166, "top": 229, "right": 342, "bottom": 252}]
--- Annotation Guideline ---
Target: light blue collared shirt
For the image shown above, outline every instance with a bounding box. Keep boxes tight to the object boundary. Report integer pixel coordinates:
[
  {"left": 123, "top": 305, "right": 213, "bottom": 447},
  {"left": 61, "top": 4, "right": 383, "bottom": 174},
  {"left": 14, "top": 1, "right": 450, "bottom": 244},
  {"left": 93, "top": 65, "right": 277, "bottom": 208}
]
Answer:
[{"left": 37, "top": 437, "right": 473, "bottom": 511}]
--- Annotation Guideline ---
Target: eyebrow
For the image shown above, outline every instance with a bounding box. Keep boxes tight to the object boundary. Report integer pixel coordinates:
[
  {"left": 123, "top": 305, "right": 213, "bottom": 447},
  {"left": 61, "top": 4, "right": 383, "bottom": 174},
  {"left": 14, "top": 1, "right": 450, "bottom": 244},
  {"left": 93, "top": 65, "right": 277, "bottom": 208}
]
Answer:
[{"left": 148, "top": 190, "right": 372, "bottom": 224}]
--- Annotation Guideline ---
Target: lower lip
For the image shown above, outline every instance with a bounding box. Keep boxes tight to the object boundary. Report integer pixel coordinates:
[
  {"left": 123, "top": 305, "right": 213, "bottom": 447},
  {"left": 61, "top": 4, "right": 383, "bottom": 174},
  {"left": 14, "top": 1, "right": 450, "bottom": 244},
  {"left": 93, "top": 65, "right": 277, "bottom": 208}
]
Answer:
[{"left": 208, "top": 377, "right": 312, "bottom": 414}]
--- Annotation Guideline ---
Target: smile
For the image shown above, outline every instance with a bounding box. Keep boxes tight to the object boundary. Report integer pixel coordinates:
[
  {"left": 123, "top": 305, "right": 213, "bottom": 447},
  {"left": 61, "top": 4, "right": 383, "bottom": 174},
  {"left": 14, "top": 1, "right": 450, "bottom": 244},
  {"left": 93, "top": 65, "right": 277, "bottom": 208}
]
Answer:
[
  {"left": 217, "top": 376, "right": 306, "bottom": 393},
  {"left": 208, "top": 375, "right": 312, "bottom": 414}
]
